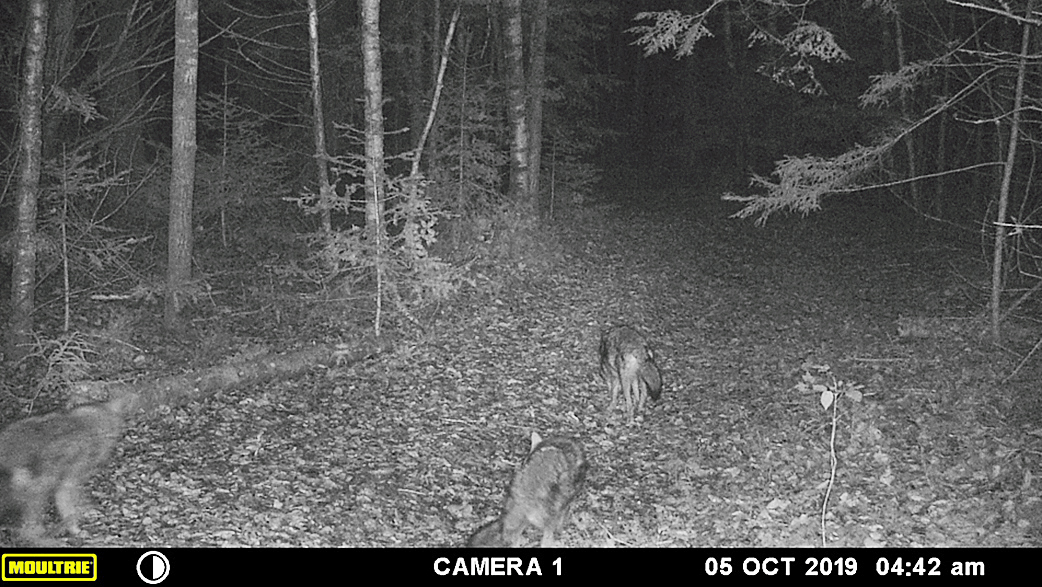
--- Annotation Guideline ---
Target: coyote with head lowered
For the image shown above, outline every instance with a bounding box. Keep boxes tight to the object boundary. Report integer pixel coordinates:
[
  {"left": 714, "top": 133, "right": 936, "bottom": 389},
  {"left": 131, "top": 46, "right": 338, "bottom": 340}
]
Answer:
[
  {"left": 0, "top": 396, "right": 127, "bottom": 544},
  {"left": 599, "top": 325, "right": 662, "bottom": 421},
  {"left": 468, "top": 432, "right": 588, "bottom": 547}
]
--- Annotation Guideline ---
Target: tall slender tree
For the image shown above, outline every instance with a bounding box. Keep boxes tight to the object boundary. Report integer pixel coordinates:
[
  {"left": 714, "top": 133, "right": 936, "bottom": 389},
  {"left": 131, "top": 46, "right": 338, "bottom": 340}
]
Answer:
[
  {"left": 527, "top": 0, "right": 548, "bottom": 212},
  {"left": 165, "top": 0, "right": 198, "bottom": 332},
  {"left": 308, "top": 0, "right": 332, "bottom": 234},
  {"left": 990, "top": 1, "right": 1033, "bottom": 340},
  {"left": 6, "top": 0, "right": 49, "bottom": 363},
  {"left": 360, "top": 0, "right": 387, "bottom": 333},
  {"left": 503, "top": 0, "right": 529, "bottom": 205},
  {"left": 891, "top": 3, "right": 920, "bottom": 211}
]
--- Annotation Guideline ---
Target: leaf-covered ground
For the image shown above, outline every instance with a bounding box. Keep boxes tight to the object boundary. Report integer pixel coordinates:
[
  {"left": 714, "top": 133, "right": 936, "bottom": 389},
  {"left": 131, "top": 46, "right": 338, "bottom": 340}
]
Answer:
[{"left": 60, "top": 188, "right": 1042, "bottom": 546}]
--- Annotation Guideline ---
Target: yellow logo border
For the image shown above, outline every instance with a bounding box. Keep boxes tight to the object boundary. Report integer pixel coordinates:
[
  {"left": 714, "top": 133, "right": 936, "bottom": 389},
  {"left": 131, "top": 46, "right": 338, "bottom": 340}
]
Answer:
[{"left": 2, "top": 553, "right": 98, "bottom": 582}]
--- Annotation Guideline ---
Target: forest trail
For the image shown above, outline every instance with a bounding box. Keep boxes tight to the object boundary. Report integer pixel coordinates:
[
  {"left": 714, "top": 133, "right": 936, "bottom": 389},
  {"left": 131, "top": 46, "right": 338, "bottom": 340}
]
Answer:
[{"left": 79, "top": 188, "right": 1038, "bottom": 547}]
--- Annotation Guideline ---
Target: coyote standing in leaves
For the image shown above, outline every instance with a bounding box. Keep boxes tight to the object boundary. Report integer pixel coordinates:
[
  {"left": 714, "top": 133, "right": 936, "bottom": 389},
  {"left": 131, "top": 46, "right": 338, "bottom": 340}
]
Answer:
[
  {"left": 468, "top": 432, "right": 588, "bottom": 547},
  {"left": 599, "top": 325, "right": 662, "bottom": 421},
  {"left": 0, "top": 396, "right": 127, "bottom": 544}
]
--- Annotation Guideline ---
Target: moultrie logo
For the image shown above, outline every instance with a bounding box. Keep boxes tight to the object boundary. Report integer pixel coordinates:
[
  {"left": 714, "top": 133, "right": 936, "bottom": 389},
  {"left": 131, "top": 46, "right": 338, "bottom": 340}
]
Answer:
[{"left": 2, "top": 553, "right": 97, "bottom": 581}]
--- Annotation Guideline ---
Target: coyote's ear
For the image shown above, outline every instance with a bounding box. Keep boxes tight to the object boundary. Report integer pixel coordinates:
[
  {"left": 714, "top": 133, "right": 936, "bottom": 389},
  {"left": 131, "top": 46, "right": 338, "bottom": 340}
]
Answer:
[{"left": 530, "top": 431, "right": 543, "bottom": 451}]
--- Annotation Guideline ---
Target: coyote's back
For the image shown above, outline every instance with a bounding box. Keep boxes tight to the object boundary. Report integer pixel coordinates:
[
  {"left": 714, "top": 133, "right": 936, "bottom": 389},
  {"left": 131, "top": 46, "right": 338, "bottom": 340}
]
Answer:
[
  {"left": 0, "top": 400, "right": 124, "bottom": 543},
  {"left": 599, "top": 325, "right": 662, "bottom": 421},
  {"left": 468, "top": 433, "right": 588, "bottom": 547}
]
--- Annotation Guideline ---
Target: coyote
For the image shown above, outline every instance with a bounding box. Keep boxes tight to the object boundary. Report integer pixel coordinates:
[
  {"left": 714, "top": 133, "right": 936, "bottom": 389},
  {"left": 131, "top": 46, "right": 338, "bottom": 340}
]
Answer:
[
  {"left": 599, "top": 325, "right": 662, "bottom": 421},
  {"left": 468, "top": 432, "right": 588, "bottom": 547},
  {"left": 0, "top": 397, "right": 126, "bottom": 543}
]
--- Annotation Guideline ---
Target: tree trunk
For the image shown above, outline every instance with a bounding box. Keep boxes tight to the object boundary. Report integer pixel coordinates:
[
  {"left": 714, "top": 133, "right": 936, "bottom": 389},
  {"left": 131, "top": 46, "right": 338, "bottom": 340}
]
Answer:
[
  {"left": 307, "top": 0, "right": 332, "bottom": 233},
  {"left": 408, "top": 0, "right": 428, "bottom": 151},
  {"left": 6, "top": 0, "right": 48, "bottom": 364},
  {"left": 360, "top": 0, "right": 387, "bottom": 334},
  {"left": 165, "top": 0, "right": 198, "bottom": 333},
  {"left": 990, "top": 4, "right": 1033, "bottom": 341},
  {"left": 503, "top": 0, "right": 529, "bottom": 204},
  {"left": 933, "top": 10, "right": 954, "bottom": 218},
  {"left": 411, "top": 5, "right": 460, "bottom": 177},
  {"left": 528, "top": 0, "right": 548, "bottom": 213},
  {"left": 893, "top": 8, "right": 920, "bottom": 211},
  {"left": 431, "top": 0, "right": 441, "bottom": 91}
]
